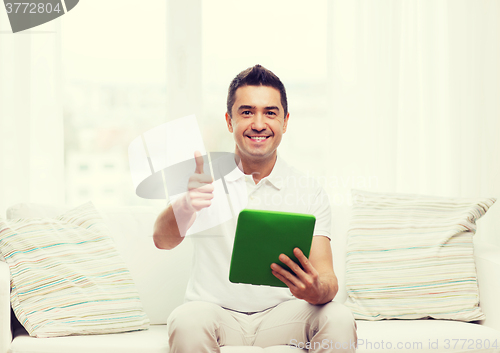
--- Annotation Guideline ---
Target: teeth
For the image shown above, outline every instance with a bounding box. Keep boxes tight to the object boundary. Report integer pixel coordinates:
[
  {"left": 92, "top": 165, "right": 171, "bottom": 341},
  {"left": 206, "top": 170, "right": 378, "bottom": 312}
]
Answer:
[{"left": 250, "top": 136, "right": 267, "bottom": 140}]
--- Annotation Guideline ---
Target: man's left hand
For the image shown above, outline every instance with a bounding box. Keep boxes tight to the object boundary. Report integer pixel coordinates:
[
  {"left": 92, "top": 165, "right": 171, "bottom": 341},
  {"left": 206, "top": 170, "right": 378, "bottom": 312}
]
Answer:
[{"left": 271, "top": 247, "right": 325, "bottom": 305}]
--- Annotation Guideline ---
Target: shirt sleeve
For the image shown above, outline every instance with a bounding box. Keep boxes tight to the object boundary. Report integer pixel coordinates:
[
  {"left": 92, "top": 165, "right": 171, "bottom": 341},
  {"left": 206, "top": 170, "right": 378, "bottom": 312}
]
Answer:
[{"left": 309, "top": 185, "right": 332, "bottom": 240}]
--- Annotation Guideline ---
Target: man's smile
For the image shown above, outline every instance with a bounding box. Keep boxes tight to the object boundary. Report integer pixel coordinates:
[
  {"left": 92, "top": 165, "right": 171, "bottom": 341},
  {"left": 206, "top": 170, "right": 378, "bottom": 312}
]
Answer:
[{"left": 247, "top": 135, "right": 271, "bottom": 143}]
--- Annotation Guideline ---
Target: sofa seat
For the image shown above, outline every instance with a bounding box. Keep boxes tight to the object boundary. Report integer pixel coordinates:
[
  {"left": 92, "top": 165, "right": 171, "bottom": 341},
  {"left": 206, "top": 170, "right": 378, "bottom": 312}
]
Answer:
[
  {"left": 10, "top": 326, "right": 169, "bottom": 353},
  {"left": 10, "top": 320, "right": 500, "bottom": 353},
  {"left": 9, "top": 325, "right": 168, "bottom": 353},
  {"left": 356, "top": 320, "right": 500, "bottom": 353},
  {"left": 4, "top": 203, "right": 500, "bottom": 353},
  {"left": 9, "top": 325, "right": 301, "bottom": 353}
]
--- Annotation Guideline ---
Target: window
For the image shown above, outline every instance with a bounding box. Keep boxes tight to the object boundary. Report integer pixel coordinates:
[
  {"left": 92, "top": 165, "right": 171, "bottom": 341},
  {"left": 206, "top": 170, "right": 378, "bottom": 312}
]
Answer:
[
  {"left": 61, "top": 0, "right": 167, "bottom": 207},
  {"left": 61, "top": 0, "right": 328, "bottom": 207},
  {"left": 201, "top": 0, "right": 328, "bottom": 172}
]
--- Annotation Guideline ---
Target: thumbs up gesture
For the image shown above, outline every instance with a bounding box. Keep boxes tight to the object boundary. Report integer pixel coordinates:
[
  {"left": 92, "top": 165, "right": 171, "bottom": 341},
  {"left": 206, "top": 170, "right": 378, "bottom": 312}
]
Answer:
[{"left": 185, "top": 151, "right": 214, "bottom": 212}]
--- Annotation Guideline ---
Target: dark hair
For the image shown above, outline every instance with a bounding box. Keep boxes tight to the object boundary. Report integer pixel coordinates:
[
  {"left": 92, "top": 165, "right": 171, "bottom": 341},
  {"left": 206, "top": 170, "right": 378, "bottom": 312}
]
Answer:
[{"left": 226, "top": 64, "right": 288, "bottom": 118}]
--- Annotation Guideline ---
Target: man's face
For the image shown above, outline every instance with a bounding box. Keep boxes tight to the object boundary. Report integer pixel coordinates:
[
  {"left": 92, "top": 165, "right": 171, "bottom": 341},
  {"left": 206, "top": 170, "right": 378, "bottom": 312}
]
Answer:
[{"left": 225, "top": 85, "right": 289, "bottom": 163}]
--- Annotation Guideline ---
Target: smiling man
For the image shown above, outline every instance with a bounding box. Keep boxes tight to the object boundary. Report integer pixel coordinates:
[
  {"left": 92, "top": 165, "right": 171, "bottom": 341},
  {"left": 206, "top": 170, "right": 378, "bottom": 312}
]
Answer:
[
  {"left": 153, "top": 65, "right": 357, "bottom": 352},
  {"left": 226, "top": 83, "right": 286, "bottom": 181}
]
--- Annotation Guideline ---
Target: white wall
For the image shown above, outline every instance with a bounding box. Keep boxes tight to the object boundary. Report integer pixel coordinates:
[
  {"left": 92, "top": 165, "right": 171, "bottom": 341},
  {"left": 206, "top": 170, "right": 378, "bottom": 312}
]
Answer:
[{"left": 1, "top": 1, "right": 498, "bottom": 246}]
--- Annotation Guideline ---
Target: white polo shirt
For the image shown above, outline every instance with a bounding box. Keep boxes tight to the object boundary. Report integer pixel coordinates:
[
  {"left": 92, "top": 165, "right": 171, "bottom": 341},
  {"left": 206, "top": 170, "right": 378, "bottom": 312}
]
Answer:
[{"left": 182, "top": 154, "right": 331, "bottom": 312}]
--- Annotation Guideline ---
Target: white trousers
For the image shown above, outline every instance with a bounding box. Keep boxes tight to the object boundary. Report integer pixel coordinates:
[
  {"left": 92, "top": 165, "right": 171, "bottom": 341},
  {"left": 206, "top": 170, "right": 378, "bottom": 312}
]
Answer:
[{"left": 167, "top": 299, "right": 357, "bottom": 353}]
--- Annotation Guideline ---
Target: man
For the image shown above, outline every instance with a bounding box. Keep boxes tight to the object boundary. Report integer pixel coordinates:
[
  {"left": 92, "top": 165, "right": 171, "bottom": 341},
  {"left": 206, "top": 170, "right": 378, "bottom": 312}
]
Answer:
[{"left": 153, "top": 65, "right": 357, "bottom": 352}]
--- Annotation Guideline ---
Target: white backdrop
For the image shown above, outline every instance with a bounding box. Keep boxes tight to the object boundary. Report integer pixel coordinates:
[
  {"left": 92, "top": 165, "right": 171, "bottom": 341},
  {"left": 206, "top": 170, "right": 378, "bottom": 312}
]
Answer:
[
  {"left": 0, "top": 1, "right": 499, "bottom": 244},
  {"left": 322, "top": 1, "right": 500, "bottom": 245},
  {"left": 0, "top": 17, "right": 65, "bottom": 217}
]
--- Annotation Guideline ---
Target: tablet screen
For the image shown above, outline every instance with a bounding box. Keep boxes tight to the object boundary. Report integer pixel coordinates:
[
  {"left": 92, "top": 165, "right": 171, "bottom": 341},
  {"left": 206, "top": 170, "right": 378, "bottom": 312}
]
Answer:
[{"left": 229, "top": 209, "right": 316, "bottom": 287}]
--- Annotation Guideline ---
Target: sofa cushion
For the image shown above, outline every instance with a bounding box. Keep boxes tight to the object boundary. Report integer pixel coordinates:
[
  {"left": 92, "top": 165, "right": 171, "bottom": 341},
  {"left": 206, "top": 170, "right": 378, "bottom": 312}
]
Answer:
[
  {"left": 356, "top": 320, "right": 500, "bottom": 353},
  {"left": 12, "top": 321, "right": 500, "bottom": 353},
  {"left": 0, "top": 202, "right": 150, "bottom": 337},
  {"left": 11, "top": 325, "right": 305, "bottom": 353},
  {"left": 6, "top": 202, "right": 194, "bottom": 325},
  {"left": 10, "top": 325, "right": 169, "bottom": 353},
  {"left": 345, "top": 189, "right": 495, "bottom": 321}
]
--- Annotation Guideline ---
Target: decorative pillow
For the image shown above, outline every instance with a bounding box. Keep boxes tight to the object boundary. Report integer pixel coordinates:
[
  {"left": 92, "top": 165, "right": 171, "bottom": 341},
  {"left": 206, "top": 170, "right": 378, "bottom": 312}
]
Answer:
[
  {"left": 345, "top": 189, "right": 496, "bottom": 321},
  {"left": 0, "top": 202, "right": 150, "bottom": 337}
]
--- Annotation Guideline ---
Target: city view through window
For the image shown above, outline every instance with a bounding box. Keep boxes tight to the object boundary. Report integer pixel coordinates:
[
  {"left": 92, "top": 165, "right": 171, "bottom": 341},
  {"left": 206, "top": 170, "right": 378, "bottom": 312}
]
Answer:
[{"left": 62, "top": 0, "right": 328, "bottom": 208}]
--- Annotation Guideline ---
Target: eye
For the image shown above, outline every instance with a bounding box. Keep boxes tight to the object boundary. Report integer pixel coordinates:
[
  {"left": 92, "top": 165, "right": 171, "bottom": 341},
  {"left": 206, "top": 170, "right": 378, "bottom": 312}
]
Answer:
[
  {"left": 266, "top": 111, "right": 277, "bottom": 117},
  {"left": 241, "top": 111, "right": 252, "bottom": 116}
]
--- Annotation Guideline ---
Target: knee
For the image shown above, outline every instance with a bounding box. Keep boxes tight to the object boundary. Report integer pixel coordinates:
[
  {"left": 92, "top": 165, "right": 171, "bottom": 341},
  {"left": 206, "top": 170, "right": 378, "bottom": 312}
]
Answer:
[
  {"left": 167, "top": 301, "right": 222, "bottom": 352},
  {"left": 167, "top": 301, "right": 219, "bottom": 335},
  {"left": 316, "top": 301, "right": 357, "bottom": 336},
  {"left": 323, "top": 301, "right": 356, "bottom": 326}
]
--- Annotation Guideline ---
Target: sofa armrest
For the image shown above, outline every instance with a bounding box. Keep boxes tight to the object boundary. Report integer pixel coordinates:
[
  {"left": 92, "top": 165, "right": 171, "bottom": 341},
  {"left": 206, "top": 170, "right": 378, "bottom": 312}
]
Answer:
[
  {"left": 0, "top": 261, "right": 12, "bottom": 353},
  {"left": 475, "top": 241, "right": 500, "bottom": 331}
]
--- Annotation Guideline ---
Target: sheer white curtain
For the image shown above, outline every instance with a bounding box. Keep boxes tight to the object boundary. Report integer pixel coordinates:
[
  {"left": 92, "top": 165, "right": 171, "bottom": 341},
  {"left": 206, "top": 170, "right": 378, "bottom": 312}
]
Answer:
[
  {"left": 1, "top": 1, "right": 498, "bottom": 244},
  {"left": 327, "top": 1, "right": 500, "bottom": 244},
  {"left": 0, "top": 18, "right": 64, "bottom": 217}
]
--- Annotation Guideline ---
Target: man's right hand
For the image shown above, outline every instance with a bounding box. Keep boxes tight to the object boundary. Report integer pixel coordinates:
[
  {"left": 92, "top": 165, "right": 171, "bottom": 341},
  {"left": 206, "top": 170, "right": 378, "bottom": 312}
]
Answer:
[
  {"left": 153, "top": 151, "right": 214, "bottom": 249},
  {"left": 185, "top": 151, "right": 214, "bottom": 212}
]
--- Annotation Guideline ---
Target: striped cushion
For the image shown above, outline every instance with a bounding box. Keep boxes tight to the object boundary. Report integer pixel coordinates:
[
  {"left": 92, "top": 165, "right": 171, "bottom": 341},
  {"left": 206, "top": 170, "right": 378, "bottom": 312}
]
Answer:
[
  {"left": 0, "top": 202, "right": 150, "bottom": 337},
  {"left": 345, "top": 189, "right": 496, "bottom": 321}
]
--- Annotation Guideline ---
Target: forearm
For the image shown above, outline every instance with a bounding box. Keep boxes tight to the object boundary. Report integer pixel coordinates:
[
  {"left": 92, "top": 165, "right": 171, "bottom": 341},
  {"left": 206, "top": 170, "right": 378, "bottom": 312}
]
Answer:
[
  {"left": 313, "top": 273, "right": 338, "bottom": 305},
  {"left": 153, "top": 196, "right": 196, "bottom": 250}
]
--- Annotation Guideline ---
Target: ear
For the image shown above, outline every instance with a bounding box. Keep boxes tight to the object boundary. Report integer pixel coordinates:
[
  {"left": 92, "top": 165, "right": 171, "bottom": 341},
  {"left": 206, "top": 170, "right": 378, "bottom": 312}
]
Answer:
[
  {"left": 225, "top": 112, "right": 233, "bottom": 133},
  {"left": 283, "top": 113, "right": 290, "bottom": 133}
]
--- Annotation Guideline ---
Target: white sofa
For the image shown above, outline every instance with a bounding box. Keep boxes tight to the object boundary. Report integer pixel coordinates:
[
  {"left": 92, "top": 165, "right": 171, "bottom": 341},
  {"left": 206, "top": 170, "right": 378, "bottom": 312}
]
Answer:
[{"left": 2, "top": 202, "right": 500, "bottom": 353}]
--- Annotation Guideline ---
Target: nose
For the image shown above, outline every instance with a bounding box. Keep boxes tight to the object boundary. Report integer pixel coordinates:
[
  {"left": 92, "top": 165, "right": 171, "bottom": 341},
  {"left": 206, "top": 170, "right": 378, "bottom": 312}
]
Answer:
[{"left": 251, "top": 113, "right": 266, "bottom": 131}]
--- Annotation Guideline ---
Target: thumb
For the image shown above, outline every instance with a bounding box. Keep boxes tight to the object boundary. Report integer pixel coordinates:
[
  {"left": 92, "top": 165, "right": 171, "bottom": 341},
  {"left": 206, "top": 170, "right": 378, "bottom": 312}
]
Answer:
[{"left": 194, "top": 150, "right": 204, "bottom": 174}]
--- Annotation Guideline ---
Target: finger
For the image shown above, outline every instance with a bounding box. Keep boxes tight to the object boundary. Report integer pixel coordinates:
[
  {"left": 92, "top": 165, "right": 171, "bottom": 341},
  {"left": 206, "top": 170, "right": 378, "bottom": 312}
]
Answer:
[
  {"left": 189, "top": 191, "right": 214, "bottom": 201},
  {"left": 271, "top": 263, "right": 301, "bottom": 287},
  {"left": 271, "top": 269, "right": 296, "bottom": 289},
  {"left": 194, "top": 150, "right": 204, "bottom": 174},
  {"left": 191, "top": 174, "right": 214, "bottom": 184},
  {"left": 190, "top": 199, "right": 212, "bottom": 211},
  {"left": 187, "top": 182, "right": 214, "bottom": 193},
  {"left": 195, "top": 183, "right": 215, "bottom": 193},
  {"left": 189, "top": 196, "right": 214, "bottom": 207},
  {"left": 293, "top": 248, "right": 315, "bottom": 274},
  {"left": 279, "top": 253, "right": 306, "bottom": 278},
  {"left": 188, "top": 178, "right": 214, "bottom": 193}
]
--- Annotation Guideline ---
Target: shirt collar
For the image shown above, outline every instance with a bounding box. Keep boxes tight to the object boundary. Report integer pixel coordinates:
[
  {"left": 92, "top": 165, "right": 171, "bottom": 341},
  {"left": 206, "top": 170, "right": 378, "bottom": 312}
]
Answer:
[
  {"left": 223, "top": 158, "right": 245, "bottom": 182},
  {"left": 222, "top": 152, "right": 288, "bottom": 190},
  {"left": 264, "top": 153, "right": 287, "bottom": 190}
]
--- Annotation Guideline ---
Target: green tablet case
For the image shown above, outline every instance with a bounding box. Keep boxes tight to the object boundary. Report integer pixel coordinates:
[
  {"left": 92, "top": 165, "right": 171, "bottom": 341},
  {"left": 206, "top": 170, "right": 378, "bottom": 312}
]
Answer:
[{"left": 229, "top": 209, "right": 316, "bottom": 287}]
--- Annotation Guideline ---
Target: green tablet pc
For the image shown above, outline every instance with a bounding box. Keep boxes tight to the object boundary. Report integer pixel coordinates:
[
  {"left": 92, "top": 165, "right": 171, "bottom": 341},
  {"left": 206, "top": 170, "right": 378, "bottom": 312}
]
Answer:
[{"left": 229, "top": 209, "right": 316, "bottom": 287}]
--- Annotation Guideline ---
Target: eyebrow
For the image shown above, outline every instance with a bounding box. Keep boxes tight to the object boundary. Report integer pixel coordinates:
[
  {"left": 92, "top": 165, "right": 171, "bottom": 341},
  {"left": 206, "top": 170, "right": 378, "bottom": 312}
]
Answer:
[
  {"left": 237, "top": 105, "right": 255, "bottom": 111},
  {"left": 237, "top": 105, "right": 280, "bottom": 112}
]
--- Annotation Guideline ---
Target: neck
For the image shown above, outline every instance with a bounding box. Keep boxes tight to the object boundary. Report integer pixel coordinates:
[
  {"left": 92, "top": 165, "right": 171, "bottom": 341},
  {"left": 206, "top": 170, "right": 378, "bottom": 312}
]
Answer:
[{"left": 235, "top": 151, "right": 277, "bottom": 183}]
